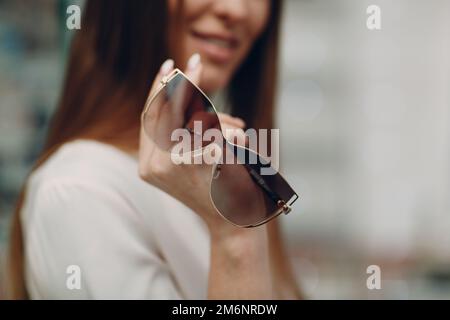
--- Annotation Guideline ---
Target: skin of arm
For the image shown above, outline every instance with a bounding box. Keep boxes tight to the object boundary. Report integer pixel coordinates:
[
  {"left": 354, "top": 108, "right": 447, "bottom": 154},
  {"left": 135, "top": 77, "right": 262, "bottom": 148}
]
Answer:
[{"left": 207, "top": 221, "right": 272, "bottom": 299}]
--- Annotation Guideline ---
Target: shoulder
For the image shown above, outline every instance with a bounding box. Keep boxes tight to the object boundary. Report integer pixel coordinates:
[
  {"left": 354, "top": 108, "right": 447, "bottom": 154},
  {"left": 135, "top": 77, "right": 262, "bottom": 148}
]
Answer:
[
  {"left": 30, "top": 139, "right": 138, "bottom": 188},
  {"left": 25, "top": 139, "right": 160, "bottom": 205},
  {"left": 21, "top": 139, "right": 165, "bottom": 253},
  {"left": 21, "top": 141, "right": 209, "bottom": 299},
  {"left": 20, "top": 141, "right": 183, "bottom": 299},
  {"left": 22, "top": 139, "right": 161, "bottom": 225}
]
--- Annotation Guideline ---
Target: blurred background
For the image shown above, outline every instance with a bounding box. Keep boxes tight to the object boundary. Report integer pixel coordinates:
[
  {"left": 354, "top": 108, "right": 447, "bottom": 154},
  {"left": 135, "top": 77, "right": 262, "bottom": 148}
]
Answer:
[{"left": 1, "top": 0, "right": 450, "bottom": 299}]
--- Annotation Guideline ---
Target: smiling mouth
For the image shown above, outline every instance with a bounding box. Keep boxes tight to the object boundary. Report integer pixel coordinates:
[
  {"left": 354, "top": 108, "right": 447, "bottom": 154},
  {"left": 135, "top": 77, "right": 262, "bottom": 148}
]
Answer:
[{"left": 190, "top": 30, "right": 239, "bottom": 63}]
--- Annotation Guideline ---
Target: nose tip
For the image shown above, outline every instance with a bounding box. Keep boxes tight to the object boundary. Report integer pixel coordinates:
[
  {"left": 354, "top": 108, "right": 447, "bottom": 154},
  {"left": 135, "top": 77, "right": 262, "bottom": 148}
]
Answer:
[{"left": 213, "top": 0, "right": 248, "bottom": 24}]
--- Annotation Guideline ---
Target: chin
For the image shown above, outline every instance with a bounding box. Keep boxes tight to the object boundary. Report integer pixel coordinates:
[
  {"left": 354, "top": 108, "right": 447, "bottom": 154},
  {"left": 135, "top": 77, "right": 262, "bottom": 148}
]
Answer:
[{"left": 199, "top": 63, "right": 232, "bottom": 94}]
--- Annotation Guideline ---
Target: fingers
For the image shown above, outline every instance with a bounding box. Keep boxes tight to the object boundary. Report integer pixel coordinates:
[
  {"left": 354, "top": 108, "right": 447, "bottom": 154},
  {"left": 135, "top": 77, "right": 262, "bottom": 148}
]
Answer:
[
  {"left": 222, "top": 125, "right": 247, "bottom": 146},
  {"left": 217, "top": 113, "right": 245, "bottom": 129},
  {"left": 217, "top": 113, "right": 247, "bottom": 146},
  {"left": 146, "top": 59, "right": 175, "bottom": 103},
  {"left": 186, "top": 111, "right": 219, "bottom": 132},
  {"left": 143, "top": 55, "right": 247, "bottom": 147},
  {"left": 202, "top": 141, "right": 223, "bottom": 166},
  {"left": 182, "top": 54, "right": 246, "bottom": 145},
  {"left": 148, "top": 53, "right": 201, "bottom": 100},
  {"left": 184, "top": 54, "right": 245, "bottom": 131},
  {"left": 184, "top": 53, "right": 203, "bottom": 87}
]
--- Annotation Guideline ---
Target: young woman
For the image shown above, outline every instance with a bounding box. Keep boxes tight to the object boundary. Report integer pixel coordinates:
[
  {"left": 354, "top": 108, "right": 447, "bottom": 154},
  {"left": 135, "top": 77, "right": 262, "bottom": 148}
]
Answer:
[{"left": 8, "top": 0, "right": 301, "bottom": 299}]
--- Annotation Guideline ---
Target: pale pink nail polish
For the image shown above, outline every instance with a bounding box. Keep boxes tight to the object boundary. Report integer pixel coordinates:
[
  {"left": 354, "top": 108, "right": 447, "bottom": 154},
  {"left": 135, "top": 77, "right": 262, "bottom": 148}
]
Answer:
[
  {"left": 187, "top": 53, "right": 201, "bottom": 70},
  {"left": 160, "top": 59, "right": 174, "bottom": 75}
]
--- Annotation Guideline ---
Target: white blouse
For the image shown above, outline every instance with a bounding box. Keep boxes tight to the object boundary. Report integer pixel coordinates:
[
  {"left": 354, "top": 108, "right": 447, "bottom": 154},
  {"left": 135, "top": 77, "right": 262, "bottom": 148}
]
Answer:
[{"left": 21, "top": 140, "right": 210, "bottom": 299}]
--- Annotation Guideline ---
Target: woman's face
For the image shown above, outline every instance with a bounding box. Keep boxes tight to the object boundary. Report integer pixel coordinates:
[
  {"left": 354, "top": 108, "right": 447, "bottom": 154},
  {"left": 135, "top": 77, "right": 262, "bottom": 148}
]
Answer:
[{"left": 168, "top": 0, "right": 271, "bottom": 93}]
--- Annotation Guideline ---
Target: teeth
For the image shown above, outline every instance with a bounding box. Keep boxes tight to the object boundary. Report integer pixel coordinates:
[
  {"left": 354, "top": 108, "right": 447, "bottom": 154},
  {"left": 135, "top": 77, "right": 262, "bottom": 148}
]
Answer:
[{"left": 205, "top": 37, "right": 232, "bottom": 48}]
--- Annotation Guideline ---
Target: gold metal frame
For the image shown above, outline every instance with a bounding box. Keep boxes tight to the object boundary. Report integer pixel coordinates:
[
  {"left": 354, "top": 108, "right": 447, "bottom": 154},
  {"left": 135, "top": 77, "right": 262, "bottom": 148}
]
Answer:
[{"left": 141, "top": 68, "right": 298, "bottom": 228}]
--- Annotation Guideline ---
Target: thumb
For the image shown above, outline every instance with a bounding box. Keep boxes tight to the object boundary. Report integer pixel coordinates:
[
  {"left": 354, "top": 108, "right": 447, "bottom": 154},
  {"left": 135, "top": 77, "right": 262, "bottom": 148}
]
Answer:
[{"left": 145, "top": 58, "right": 175, "bottom": 109}]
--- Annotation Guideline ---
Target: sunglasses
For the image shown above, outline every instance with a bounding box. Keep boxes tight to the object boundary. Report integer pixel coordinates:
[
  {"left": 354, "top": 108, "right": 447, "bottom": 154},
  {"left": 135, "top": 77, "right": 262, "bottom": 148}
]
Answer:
[{"left": 141, "top": 68, "right": 298, "bottom": 228}]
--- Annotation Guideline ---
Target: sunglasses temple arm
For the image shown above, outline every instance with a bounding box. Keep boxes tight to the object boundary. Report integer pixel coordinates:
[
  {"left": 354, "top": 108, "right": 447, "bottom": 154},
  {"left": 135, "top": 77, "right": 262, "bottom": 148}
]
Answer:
[
  {"left": 245, "top": 165, "right": 284, "bottom": 204},
  {"left": 245, "top": 164, "right": 297, "bottom": 215}
]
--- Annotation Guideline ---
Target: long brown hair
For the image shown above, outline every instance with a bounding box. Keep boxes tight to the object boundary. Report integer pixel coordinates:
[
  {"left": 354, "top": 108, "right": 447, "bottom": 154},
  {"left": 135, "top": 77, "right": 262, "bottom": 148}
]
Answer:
[{"left": 8, "top": 0, "right": 293, "bottom": 299}]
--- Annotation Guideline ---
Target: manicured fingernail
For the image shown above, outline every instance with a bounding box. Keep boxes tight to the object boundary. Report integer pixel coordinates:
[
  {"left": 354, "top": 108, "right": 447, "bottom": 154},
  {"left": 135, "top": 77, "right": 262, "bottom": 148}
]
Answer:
[
  {"left": 160, "top": 59, "right": 174, "bottom": 75},
  {"left": 187, "top": 53, "right": 201, "bottom": 70},
  {"left": 235, "top": 117, "right": 245, "bottom": 126}
]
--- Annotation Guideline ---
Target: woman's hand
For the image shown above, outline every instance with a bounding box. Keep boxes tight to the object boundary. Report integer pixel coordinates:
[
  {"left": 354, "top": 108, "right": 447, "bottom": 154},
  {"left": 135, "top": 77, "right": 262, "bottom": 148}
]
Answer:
[
  {"left": 138, "top": 55, "right": 278, "bottom": 299},
  {"left": 138, "top": 56, "right": 246, "bottom": 232}
]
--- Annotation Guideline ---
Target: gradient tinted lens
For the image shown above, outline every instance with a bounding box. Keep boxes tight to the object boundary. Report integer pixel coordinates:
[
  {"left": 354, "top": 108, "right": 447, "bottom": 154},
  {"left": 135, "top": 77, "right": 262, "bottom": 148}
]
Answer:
[
  {"left": 142, "top": 71, "right": 298, "bottom": 227},
  {"left": 142, "top": 72, "right": 220, "bottom": 152},
  {"left": 210, "top": 141, "right": 298, "bottom": 227}
]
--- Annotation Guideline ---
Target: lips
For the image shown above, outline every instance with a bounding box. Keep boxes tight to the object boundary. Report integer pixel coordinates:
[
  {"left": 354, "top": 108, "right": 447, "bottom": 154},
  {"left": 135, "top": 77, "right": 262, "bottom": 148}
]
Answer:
[{"left": 190, "top": 30, "right": 239, "bottom": 64}]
